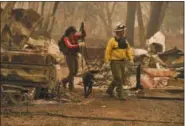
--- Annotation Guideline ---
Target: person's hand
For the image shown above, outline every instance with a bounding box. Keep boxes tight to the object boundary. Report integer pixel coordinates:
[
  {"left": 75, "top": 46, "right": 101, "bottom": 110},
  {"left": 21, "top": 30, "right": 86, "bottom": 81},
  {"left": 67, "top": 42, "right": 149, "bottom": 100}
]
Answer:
[
  {"left": 103, "top": 61, "right": 110, "bottom": 68},
  {"left": 130, "top": 60, "right": 134, "bottom": 65},
  {"left": 79, "top": 42, "right": 85, "bottom": 47},
  {"left": 77, "top": 53, "right": 82, "bottom": 58}
]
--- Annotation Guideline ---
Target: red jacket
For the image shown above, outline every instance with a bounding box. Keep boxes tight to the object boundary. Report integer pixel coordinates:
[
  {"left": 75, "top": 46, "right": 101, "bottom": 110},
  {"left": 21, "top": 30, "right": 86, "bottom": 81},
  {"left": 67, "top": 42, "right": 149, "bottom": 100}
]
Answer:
[
  {"left": 64, "top": 32, "right": 86, "bottom": 49},
  {"left": 62, "top": 32, "right": 86, "bottom": 54}
]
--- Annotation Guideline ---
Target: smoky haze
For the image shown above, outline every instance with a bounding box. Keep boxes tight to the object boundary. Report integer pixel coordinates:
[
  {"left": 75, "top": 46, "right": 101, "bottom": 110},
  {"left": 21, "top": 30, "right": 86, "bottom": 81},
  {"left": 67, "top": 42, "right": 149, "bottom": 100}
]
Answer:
[{"left": 0, "top": 2, "right": 184, "bottom": 50}]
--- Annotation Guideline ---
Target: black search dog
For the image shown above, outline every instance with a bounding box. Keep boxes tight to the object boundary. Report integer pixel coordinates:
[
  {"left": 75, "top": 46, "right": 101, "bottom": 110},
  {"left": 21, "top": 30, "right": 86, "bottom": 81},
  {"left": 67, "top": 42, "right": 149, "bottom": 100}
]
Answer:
[{"left": 82, "top": 70, "right": 99, "bottom": 98}]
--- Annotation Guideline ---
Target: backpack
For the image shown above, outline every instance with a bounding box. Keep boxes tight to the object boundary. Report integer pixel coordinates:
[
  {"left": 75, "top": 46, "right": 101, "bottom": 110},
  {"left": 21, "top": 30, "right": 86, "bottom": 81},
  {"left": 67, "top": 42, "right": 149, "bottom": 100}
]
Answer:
[
  {"left": 58, "top": 36, "right": 68, "bottom": 54},
  {"left": 58, "top": 36, "right": 80, "bottom": 55}
]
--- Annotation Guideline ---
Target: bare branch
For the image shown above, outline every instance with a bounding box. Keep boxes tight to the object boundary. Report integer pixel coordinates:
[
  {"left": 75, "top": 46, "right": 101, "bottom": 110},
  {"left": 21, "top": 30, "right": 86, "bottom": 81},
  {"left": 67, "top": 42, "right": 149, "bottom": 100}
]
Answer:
[
  {"left": 51, "top": 2, "right": 59, "bottom": 16},
  {"left": 110, "top": 2, "right": 116, "bottom": 17}
]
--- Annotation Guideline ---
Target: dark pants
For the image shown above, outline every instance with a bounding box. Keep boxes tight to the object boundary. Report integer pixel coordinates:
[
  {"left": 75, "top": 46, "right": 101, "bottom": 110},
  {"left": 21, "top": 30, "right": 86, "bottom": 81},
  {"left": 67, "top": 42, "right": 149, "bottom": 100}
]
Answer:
[
  {"left": 106, "top": 60, "right": 126, "bottom": 98},
  {"left": 62, "top": 54, "right": 78, "bottom": 91}
]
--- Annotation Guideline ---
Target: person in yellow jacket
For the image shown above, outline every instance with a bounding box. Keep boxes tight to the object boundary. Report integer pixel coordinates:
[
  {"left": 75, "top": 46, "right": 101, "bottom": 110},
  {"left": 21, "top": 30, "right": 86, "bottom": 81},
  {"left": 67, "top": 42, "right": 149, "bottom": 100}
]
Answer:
[{"left": 105, "top": 23, "right": 134, "bottom": 100}]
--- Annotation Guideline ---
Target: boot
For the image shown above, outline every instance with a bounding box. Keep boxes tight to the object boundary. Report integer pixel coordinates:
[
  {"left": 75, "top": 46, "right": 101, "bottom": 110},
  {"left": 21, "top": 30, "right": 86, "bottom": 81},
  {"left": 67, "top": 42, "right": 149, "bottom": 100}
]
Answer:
[
  {"left": 68, "top": 82, "right": 74, "bottom": 91},
  {"left": 116, "top": 87, "right": 125, "bottom": 100},
  {"left": 106, "top": 84, "right": 115, "bottom": 97},
  {"left": 62, "top": 78, "right": 69, "bottom": 89},
  {"left": 106, "top": 89, "right": 114, "bottom": 97}
]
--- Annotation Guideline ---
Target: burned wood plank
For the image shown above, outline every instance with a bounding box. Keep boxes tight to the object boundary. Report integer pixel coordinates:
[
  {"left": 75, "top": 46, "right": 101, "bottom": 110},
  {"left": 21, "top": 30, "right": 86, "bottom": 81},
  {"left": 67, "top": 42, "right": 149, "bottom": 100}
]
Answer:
[
  {"left": 1, "top": 63, "right": 51, "bottom": 70},
  {"left": 137, "top": 96, "right": 184, "bottom": 101},
  {"left": 1, "top": 81, "right": 48, "bottom": 88},
  {"left": 137, "top": 89, "right": 184, "bottom": 100},
  {"left": 2, "top": 84, "right": 28, "bottom": 92},
  {"left": 1, "top": 51, "right": 56, "bottom": 65}
]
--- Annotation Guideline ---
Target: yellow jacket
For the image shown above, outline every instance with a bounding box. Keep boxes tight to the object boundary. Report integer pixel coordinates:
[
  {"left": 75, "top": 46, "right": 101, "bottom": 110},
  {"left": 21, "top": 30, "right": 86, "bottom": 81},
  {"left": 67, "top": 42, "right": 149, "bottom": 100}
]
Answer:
[{"left": 105, "top": 37, "right": 133, "bottom": 63}]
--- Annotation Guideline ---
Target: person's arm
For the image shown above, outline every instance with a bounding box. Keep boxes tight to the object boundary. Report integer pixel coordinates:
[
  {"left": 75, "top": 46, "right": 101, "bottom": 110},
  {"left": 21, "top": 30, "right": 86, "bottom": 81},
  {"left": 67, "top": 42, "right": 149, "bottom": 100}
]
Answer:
[
  {"left": 126, "top": 40, "right": 134, "bottom": 62},
  {"left": 105, "top": 39, "right": 113, "bottom": 63},
  {"left": 64, "top": 37, "right": 79, "bottom": 49}
]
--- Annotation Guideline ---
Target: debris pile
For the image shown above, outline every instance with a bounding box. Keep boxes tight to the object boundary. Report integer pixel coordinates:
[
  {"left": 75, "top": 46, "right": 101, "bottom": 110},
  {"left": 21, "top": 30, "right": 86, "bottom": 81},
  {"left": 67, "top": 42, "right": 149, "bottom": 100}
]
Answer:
[
  {"left": 1, "top": 7, "right": 42, "bottom": 50},
  {"left": 76, "top": 58, "right": 136, "bottom": 89},
  {"left": 133, "top": 32, "right": 184, "bottom": 89},
  {"left": 141, "top": 68, "right": 175, "bottom": 88},
  {"left": 76, "top": 50, "right": 183, "bottom": 90},
  {"left": 1, "top": 7, "right": 65, "bottom": 64},
  {"left": 75, "top": 32, "right": 184, "bottom": 90},
  {"left": 158, "top": 47, "right": 184, "bottom": 79},
  {"left": 146, "top": 31, "right": 166, "bottom": 53},
  {"left": 1, "top": 6, "right": 65, "bottom": 105}
]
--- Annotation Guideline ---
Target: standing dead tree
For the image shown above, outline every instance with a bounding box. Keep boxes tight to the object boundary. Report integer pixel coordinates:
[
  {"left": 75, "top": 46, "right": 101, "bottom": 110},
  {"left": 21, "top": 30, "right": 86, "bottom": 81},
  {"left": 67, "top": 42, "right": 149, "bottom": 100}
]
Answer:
[
  {"left": 37, "top": 2, "right": 45, "bottom": 16},
  {"left": 29, "top": 2, "right": 39, "bottom": 11},
  {"left": 136, "top": 2, "right": 145, "bottom": 46},
  {"left": 105, "top": 2, "right": 116, "bottom": 37},
  {"left": 90, "top": 2, "right": 117, "bottom": 38},
  {"left": 57, "top": 2, "right": 82, "bottom": 31},
  {"left": 38, "top": 2, "right": 59, "bottom": 35},
  {"left": 146, "top": 2, "right": 168, "bottom": 39},
  {"left": 126, "top": 2, "right": 137, "bottom": 46},
  {"left": 42, "top": 2, "right": 54, "bottom": 31},
  {"left": 36, "top": 2, "right": 45, "bottom": 29},
  {"left": 48, "top": 2, "right": 59, "bottom": 34}
]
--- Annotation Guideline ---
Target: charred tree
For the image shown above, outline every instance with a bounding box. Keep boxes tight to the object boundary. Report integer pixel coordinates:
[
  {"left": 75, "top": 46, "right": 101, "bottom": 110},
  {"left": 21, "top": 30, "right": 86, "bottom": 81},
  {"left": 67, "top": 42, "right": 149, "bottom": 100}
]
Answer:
[
  {"left": 92, "top": 2, "right": 116, "bottom": 38},
  {"left": 48, "top": 2, "right": 59, "bottom": 34},
  {"left": 29, "top": 2, "right": 39, "bottom": 11},
  {"left": 42, "top": 2, "right": 54, "bottom": 30},
  {"left": 136, "top": 2, "right": 145, "bottom": 47},
  {"left": 126, "top": 2, "right": 137, "bottom": 46},
  {"left": 41, "top": 2, "right": 59, "bottom": 35},
  {"left": 146, "top": 2, "right": 168, "bottom": 39},
  {"left": 37, "top": 2, "right": 45, "bottom": 29},
  {"left": 105, "top": 2, "right": 116, "bottom": 37}
]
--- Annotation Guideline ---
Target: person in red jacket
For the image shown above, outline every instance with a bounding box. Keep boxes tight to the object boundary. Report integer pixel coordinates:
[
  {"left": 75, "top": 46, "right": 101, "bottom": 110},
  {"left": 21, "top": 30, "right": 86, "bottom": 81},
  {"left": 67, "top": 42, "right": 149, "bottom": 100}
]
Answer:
[{"left": 59, "top": 26, "right": 86, "bottom": 91}]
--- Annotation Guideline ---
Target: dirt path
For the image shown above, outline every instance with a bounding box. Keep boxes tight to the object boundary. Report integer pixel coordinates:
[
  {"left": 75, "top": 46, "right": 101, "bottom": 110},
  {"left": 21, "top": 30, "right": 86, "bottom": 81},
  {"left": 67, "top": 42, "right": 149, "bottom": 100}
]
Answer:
[{"left": 1, "top": 87, "right": 184, "bottom": 126}]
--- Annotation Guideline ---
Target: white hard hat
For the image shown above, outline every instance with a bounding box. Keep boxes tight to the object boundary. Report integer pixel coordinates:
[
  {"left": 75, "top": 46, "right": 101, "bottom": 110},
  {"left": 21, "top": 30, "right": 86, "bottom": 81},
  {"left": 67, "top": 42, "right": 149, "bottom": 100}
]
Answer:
[{"left": 114, "top": 23, "right": 126, "bottom": 32}]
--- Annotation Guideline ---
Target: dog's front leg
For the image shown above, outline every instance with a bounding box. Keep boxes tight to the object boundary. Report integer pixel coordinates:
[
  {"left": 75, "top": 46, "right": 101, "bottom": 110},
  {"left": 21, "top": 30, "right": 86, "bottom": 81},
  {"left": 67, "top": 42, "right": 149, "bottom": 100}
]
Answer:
[{"left": 84, "top": 84, "right": 88, "bottom": 98}]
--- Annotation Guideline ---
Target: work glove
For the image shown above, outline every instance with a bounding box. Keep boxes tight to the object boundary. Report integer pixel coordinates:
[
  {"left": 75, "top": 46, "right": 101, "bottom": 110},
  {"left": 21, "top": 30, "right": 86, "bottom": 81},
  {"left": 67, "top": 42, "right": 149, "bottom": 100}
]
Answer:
[
  {"left": 103, "top": 62, "right": 110, "bottom": 70},
  {"left": 129, "top": 60, "right": 135, "bottom": 65},
  {"left": 79, "top": 42, "right": 85, "bottom": 47},
  {"left": 77, "top": 53, "right": 82, "bottom": 58}
]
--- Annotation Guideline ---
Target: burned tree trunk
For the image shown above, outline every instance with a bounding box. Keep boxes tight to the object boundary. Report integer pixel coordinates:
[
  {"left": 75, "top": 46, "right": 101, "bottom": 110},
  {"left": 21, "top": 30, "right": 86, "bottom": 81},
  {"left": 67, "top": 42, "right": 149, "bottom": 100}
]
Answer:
[
  {"left": 105, "top": 2, "right": 116, "bottom": 37},
  {"left": 37, "top": 2, "right": 44, "bottom": 15},
  {"left": 29, "top": 2, "right": 39, "bottom": 11},
  {"left": 93, "top": 2, "right": 116, "bottom": 38},
  {"left": 48, "top": 2, "right": 59, "bottom": 34},
  {"left": 158, "top": 2, "right": 169, "bottom": 27},
  {"left": 126, "top": 2, "right": 137, "bottom": 46},
  {"left": 146, "top": 2, "right": 168, "bottom": 39},
  {"left": 40, "top": 2, "right": 45, "bottom": 16},
  {"left": 41, "top": 2, "right": 59, "bottom": 35},
  {"left": 37, "top": 2, "right": 45, "bottom": 28},
  {"left": 42, "top": 3, "right": 54, "bottom": 30},
  {"left": 136, "top": 2, "right": 146, "bottom": 47}
]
